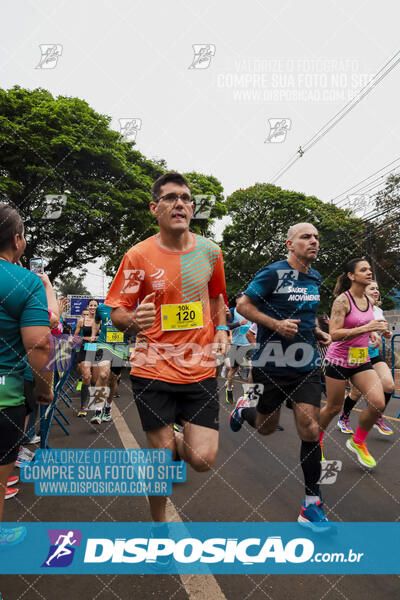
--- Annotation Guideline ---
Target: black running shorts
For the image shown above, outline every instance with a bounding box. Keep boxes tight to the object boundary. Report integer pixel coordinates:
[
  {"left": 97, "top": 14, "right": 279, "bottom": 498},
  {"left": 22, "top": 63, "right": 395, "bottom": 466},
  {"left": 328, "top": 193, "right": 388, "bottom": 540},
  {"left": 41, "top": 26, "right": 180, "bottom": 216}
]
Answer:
[
  {"left": 130, "top": 376, "right": 219, "bottom": 432},
  {"left": 76, "top": 347, "right": 91, "bottom": 364},
  {"left": 324, "top": 361, "right": 372, "bottom": 381},
  {"left": 24, "top": 379, "right": 35, "bottom": 415},
  {"left": 0, "top": 404, "right": 26, "bottom": 465},
  {"left": 252, "top": 368, "right": 322, "bottom": 414},
  {"left": 370, "top": 353, "right": 384, "bottom": 366}
]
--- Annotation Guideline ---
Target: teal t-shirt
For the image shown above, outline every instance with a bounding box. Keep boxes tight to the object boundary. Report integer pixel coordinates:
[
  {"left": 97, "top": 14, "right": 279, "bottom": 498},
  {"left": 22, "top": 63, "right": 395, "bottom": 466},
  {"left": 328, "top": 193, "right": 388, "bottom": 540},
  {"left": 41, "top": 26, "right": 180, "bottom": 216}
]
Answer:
[
  {"left": 0, "top": 261, "right": 50, "bottom": 408},
  {"left": 23, "top": 359, "right": 34, "bottom": 382},
  {"left": 95, "top": 304, "right": 128, "bottom": 345}
]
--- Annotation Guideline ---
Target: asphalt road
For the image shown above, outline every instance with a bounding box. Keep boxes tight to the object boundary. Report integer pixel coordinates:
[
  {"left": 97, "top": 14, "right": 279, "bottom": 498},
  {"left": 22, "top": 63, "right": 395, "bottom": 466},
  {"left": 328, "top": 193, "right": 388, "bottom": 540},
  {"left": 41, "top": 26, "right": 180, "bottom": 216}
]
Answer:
[{"left": 1, "top": 373, "right": 399, "bottom": 600}]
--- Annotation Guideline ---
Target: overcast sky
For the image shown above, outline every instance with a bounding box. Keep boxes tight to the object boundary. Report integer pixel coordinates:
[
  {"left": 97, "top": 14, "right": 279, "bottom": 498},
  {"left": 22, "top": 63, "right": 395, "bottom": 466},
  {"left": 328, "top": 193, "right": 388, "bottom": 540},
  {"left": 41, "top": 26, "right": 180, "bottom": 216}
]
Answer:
[{"left": 2, "top": 0, "right": 399, "bottom": 296}]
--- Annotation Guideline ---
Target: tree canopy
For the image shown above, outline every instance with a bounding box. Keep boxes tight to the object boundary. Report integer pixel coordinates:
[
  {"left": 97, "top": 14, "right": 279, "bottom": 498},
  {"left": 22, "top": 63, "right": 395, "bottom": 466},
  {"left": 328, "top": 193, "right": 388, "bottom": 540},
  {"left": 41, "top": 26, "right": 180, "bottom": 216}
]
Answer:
[
  {"left": 55, "top": 273, "right": 90, "bottom": 297},
  {"left": 0, "top": 86, "right": 226, "bottom": 280},
  {"left": 220, "top": 183, "right": 394, "bottom": 312},
  {"left": 371, "top": 174, "right": 400, "bottom": 306},
  {"left": 1, "top": 86, "right": 398, "bottom": 310}
]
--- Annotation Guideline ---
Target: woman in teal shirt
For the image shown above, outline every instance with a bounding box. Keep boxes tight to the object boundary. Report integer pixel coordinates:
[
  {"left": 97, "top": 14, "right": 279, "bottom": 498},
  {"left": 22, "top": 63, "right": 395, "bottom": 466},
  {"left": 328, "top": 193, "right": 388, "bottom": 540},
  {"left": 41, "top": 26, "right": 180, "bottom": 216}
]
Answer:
[{"left": 0, "top": 204, "right": 53, "bottom": 548}]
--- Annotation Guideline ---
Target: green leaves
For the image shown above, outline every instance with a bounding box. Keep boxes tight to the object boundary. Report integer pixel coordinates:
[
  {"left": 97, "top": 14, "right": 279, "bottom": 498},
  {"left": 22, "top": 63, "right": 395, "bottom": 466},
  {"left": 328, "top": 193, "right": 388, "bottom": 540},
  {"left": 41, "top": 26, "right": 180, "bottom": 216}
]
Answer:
[
  {"left": 221, "top": 183, "right": 378, "bottom": 311},
  {"left": 0, "top": 87, "right": 160, "bottom": 279}
]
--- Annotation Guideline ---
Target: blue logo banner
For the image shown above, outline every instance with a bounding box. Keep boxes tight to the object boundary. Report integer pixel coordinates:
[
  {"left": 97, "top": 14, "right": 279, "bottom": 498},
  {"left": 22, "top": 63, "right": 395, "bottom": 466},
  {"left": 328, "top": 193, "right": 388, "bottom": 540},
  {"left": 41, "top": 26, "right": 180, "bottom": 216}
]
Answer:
[{"left": 0, "top": 523, "right": 398, "bottom": 574}]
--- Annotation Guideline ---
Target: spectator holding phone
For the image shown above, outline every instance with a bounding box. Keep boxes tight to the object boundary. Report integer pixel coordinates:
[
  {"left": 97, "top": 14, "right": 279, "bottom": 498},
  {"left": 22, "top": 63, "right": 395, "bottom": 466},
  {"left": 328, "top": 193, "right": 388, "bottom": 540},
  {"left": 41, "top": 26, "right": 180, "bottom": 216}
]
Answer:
[{"left": 0, "top": 204, "right": 53, "bottom": 547}]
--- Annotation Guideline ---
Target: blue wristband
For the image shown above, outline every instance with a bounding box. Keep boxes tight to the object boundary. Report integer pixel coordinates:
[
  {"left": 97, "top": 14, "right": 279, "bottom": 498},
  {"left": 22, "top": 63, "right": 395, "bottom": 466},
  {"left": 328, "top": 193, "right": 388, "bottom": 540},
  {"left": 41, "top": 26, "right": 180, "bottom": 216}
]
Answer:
[{"left": 216, "top": 325, "right": 229, "bottom": 332}]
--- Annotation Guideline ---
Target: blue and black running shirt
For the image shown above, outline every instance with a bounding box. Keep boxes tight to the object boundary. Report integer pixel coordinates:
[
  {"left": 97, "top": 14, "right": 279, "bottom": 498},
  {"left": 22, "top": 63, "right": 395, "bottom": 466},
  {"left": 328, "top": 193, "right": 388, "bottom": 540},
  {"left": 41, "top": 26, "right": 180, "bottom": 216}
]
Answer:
[{"left": 244, "top": 259, "right": 322, "bottom": 374}]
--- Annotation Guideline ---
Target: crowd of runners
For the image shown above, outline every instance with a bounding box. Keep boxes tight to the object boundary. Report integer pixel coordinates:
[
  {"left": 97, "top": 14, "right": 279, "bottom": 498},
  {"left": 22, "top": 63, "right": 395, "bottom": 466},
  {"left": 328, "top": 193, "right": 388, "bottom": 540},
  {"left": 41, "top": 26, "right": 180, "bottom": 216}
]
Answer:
[{"left": 0, "top": 171, "right": 397, "bottom": 548}]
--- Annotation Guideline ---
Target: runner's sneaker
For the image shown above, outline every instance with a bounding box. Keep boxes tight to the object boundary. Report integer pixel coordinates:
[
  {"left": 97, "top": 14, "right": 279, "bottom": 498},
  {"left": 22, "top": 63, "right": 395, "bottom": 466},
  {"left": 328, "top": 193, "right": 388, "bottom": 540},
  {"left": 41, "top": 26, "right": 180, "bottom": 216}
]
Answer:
[
  {"left": 102, "top": 407, "right": 112, "bottom": 422},
  {"left": 148, "top": 523, "right": 174, "bottom": 570},
  {"left": 0, "top": 526, "right": 27, "bottom": 549},
  {"left": 298, "top": 500, "right": 331, "bottom": 532},
  {"left": 20, "top": 446, "right": 34, "bottom": 458},
  {"left": 225, "top": 388, "right": 234, "bottom": 404},
  {"left": 373, "top": 416, "right": 393, "bottom": 436},
  {"left": 90, "top": 410, "right": 102, "bottom": 425},
  {"left": 26, "top": 434, "right": 41, "bottom": 445},
  {"left": 7, "top": 475, "right": 19, "bottom": 487},
  {"left": 5, "top": 487, "right": 18, "bottom": 500},
  {"left": 173, "top": 423, "right": 184, "bottom": 434},
  {"left": 337, "top": 415, "right": 353, "bottom": 434},
  {"left": 346, "top": 438, "right": 376, "bottom": 468},
  {"left": 77, "top": 408, "right": 87, "bottom": 417},
  {"left": 17, "top": 447, "right": 34, "bottom": 462},
  {"left": 15, "top": 451, "right": 34, "bottom": 467},
  {"left": 229, "top": 396, "right": 250, "bottom": 432}
]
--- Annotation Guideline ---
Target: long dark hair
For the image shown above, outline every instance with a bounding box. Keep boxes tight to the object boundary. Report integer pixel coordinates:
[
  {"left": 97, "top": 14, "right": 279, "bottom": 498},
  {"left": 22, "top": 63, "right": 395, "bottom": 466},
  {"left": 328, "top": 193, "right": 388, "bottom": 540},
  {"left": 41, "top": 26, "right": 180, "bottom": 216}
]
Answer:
[
  {"left": 86, "top": 299, "right": 99, "bottom": 309},
  {"left": 0, "top": 204, "right": 24, "bottom": 252},
  {"left": 334, "top": 258, "right": 369, "bottom": 296}
]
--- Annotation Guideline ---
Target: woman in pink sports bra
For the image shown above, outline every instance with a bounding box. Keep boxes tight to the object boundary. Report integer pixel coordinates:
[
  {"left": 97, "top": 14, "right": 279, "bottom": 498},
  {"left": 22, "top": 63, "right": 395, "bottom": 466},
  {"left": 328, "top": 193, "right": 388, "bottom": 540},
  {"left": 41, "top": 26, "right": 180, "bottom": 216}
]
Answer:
[{"left": 319, "top": 258, "right": 389, "bottom": 469}]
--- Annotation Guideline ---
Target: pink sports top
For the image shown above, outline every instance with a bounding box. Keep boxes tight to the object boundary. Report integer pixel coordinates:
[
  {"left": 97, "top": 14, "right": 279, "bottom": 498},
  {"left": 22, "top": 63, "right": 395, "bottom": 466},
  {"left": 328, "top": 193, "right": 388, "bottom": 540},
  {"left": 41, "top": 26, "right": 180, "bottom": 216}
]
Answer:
[{"left": 326, "top": 290, "right": 374, "bottom": 368}]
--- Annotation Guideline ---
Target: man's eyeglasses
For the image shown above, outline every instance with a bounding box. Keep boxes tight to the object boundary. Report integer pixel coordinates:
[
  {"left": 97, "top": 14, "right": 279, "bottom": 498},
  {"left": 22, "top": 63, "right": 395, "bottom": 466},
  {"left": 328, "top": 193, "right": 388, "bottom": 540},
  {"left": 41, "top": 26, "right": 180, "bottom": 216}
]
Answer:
[{"left": 157, "top": 192, "right": 192, "bottom": 205}]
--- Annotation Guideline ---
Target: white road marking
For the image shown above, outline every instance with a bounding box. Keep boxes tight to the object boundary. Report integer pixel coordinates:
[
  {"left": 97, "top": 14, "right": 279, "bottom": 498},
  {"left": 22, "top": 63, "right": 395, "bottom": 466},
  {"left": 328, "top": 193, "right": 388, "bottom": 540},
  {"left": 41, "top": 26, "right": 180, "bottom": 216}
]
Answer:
[{"left": 112, "top": 403, "right": 227, "bottom": 600}]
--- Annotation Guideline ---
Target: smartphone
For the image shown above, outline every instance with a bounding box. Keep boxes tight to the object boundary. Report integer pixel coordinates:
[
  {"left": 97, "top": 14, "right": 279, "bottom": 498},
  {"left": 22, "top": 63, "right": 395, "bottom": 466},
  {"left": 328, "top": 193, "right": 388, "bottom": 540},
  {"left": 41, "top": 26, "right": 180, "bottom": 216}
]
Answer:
[{"left": 29, "top": 257, "right": 44, "bottom": 274}]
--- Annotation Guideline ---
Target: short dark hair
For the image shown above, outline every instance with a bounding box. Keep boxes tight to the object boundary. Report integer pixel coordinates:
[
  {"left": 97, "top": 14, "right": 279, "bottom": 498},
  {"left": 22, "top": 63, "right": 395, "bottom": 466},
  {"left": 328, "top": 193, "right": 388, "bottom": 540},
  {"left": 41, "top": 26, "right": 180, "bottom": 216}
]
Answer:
[
  {"left": 151, "top": 172, "right": 190, "bottom": 202},
  {"left": 0, "top": 203, "right": 24, "bottom": 252}
]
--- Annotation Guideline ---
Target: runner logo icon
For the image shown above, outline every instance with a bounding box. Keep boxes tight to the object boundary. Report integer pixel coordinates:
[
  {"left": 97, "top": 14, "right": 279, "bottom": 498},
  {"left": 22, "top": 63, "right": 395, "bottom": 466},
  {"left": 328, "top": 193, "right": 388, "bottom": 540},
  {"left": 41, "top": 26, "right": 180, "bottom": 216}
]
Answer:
[
  {"left": 273, "top": 269, "right": 299, "bottom": 294},
  {"left": 319, "top": 460, "right": 342, "bottom": 485},
  {"left": 36, "top": 44, "right": 63, "bottom": 69},
  {"left": 42, "top": 529, "right": 82, "bottom": 567},
  {"left": 188, "top": 44, "right": 216, "bottom": 69},
  {"left": 121, "top": 269, "right": 145, "bottom": 294},
  {"left": 119, "top": 118, "right": 142, "bottom": 142},
  {"left": 265, "top": 118, "right": 291, "bottom": 143}
]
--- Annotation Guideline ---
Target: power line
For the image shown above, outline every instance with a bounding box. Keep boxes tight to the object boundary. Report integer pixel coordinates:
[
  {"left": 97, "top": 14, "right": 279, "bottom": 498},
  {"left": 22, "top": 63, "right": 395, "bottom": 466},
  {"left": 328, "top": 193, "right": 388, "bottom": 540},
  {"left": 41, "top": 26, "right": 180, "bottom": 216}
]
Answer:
[
  {"left": 337, "top": 172, "right": 400, "bottom": 220},
  {"left": 299, "top": 51, "right": 400, "bottom": 153},
  {"left": 335, "top": 174, "right": 400, "bottom": 211},
  {"left": 370, "top": 211, "right": 400, "bottom": 233},
  {"left": 269, "top": 50, "right": 400, "bottom": 184},
  {"left": 331, "top": 157, "right": 400, "bottom": 207},
  {"left": 364, "top": 197, "right": 400, "bottom": 222},
  {"left": 334, "top": 171, "right": 400, "bottom": 218}
]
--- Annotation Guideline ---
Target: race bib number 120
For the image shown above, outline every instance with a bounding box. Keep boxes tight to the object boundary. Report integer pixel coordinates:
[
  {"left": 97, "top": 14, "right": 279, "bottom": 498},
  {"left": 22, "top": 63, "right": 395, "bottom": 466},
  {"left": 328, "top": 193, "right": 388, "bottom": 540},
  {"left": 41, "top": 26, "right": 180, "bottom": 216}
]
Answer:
[{"left": 161, "top": 302, "right": 203, "bottom": 331}]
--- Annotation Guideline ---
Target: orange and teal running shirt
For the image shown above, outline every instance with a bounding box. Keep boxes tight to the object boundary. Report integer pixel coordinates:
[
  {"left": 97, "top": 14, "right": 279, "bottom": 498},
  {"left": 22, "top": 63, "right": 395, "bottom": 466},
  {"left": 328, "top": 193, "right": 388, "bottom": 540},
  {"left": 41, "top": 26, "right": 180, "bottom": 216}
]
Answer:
[{"left": 105, "top": 234, "right": 226, "bottom": 384}]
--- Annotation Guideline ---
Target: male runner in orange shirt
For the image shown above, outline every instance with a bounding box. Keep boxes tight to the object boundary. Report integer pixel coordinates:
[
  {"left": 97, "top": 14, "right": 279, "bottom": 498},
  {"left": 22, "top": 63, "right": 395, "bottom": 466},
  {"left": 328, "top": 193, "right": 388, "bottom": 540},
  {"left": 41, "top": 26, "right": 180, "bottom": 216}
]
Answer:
[{"left": 106, "top": 172, "right": 228, "bottom": 522}]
